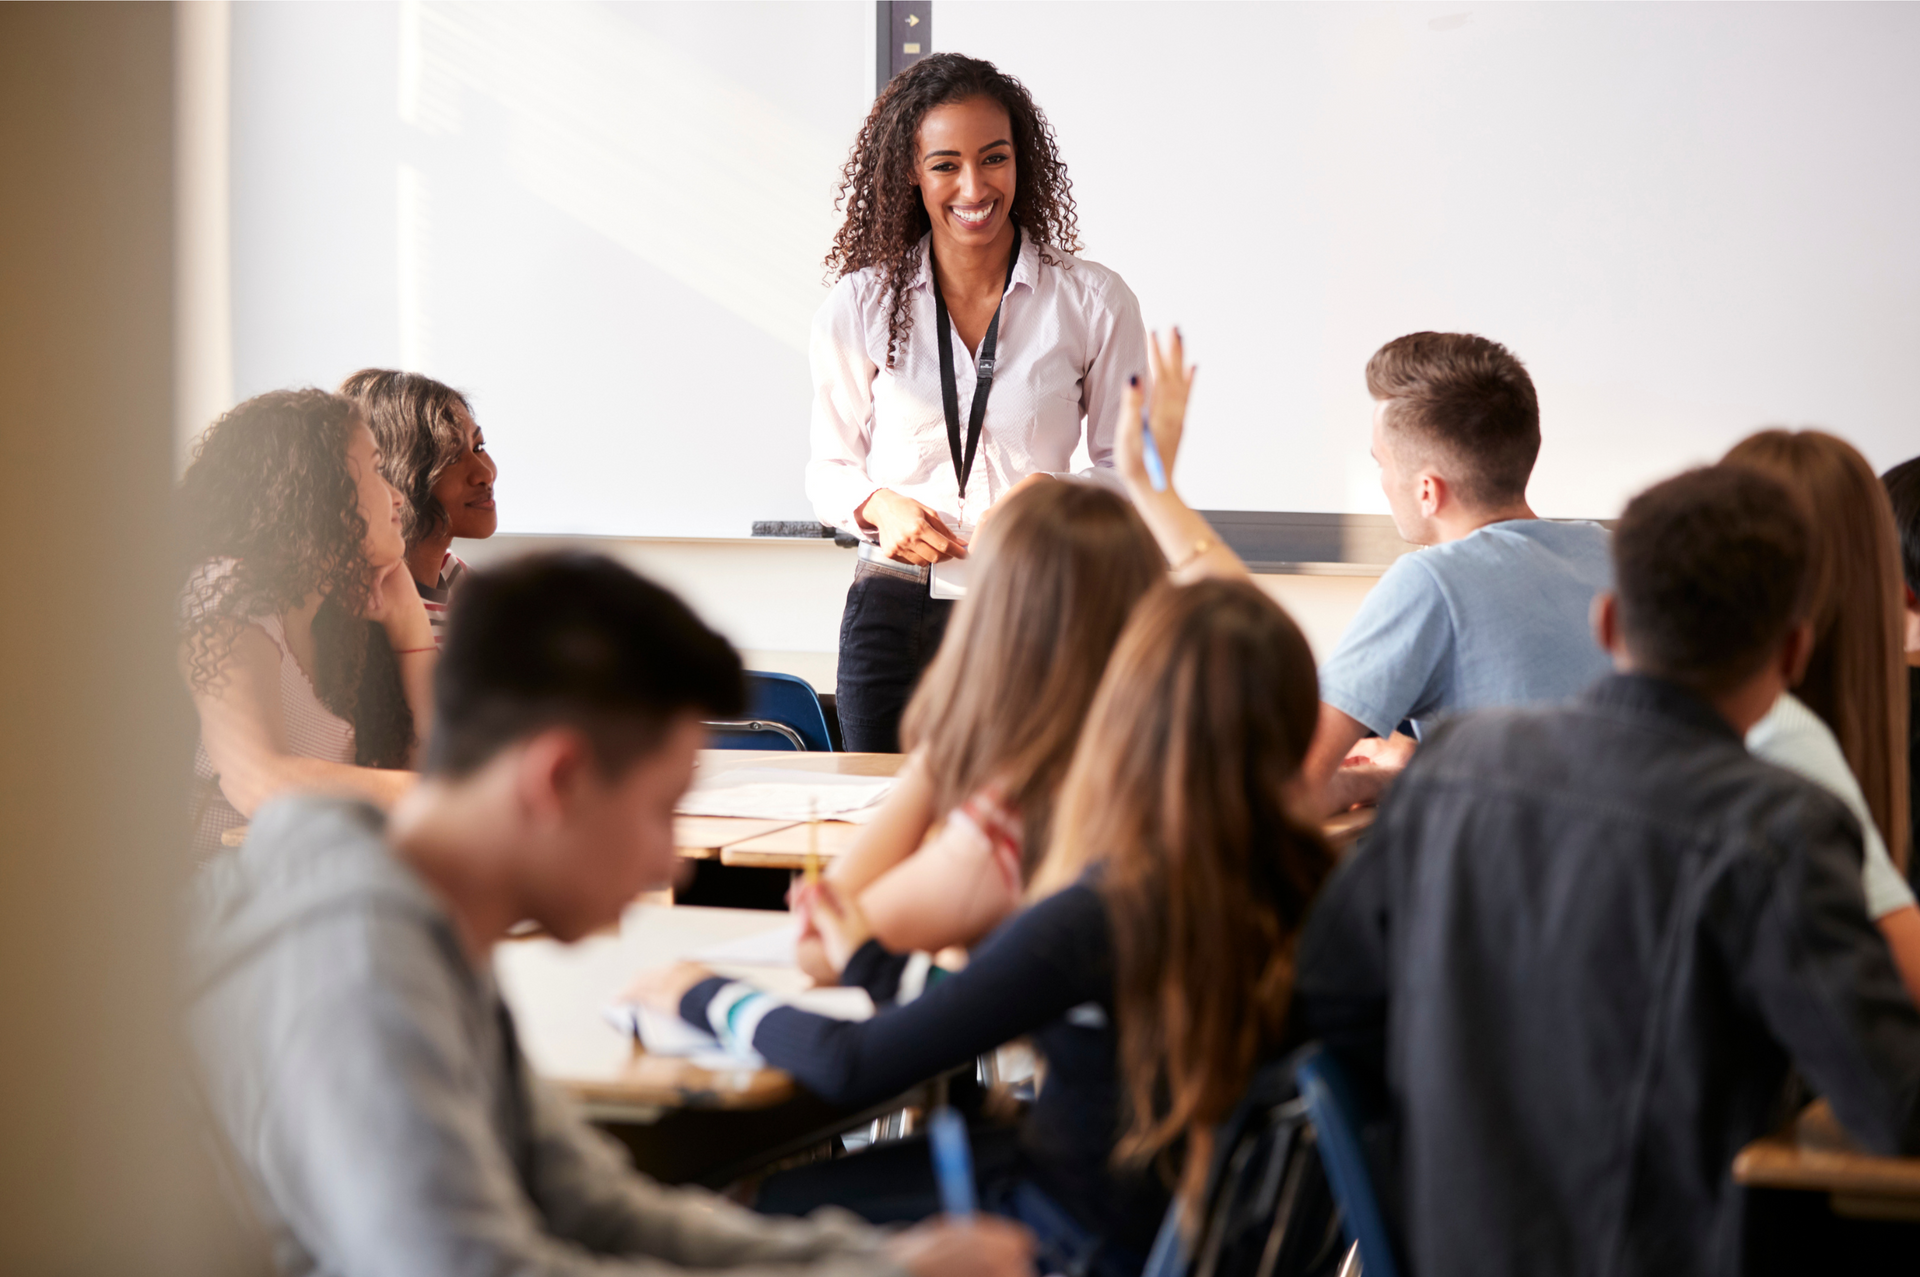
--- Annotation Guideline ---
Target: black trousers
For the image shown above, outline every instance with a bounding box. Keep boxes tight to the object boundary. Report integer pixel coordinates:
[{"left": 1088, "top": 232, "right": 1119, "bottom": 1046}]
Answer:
[{"left": 834, "top": 561, "right": 954, "bottom": 754}]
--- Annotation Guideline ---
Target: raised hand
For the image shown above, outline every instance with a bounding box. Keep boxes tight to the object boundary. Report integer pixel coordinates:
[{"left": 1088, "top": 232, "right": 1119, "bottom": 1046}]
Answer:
[{"left": 1116, "top": 329, "right": 1198, "bottom": 495}]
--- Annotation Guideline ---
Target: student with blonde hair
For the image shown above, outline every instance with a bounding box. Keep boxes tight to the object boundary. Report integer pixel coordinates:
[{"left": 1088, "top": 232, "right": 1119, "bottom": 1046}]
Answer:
[
  {"left": 1723, "top": 430, "right": 1919, "bottom": 1002},
  {"left": 798, "top": 477, "right": 1165, "bottom": 975},
  {"left": 631, "top": 579, "right": 1335, "bottom": 1277}
]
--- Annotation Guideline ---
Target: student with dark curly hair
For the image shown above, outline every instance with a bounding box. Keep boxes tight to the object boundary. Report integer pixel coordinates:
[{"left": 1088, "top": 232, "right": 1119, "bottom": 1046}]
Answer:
[
  {"left": 179, "top": 389, "right": 436, "bottom": 857},
  {"left": 807, "top": 52, "right": 1148, "bottom": 751},
  {"left": 339, "top": 369, "right": 499, "bottom": 647}
]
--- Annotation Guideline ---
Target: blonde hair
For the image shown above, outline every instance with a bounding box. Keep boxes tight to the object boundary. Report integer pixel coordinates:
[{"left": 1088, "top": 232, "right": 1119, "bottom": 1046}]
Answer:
[
  {"left": 1724, "top": 429, "right": 1911, "bottom": 869},
  {"left": 901, "top": 481, "right": 1164, "bottom": 877}
]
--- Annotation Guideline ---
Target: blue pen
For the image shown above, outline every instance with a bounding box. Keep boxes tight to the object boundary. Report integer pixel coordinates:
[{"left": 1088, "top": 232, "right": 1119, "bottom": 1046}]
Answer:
[
  {"left": 927, "top": 1106, "right": 977, "bottom": 1218},
  {"left": 1140, "top": 400, "right": 1168, "bottom": 491}
]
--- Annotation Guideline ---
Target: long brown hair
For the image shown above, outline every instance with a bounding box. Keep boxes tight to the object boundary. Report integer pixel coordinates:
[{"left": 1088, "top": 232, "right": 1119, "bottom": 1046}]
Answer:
[
  {"left": 1035, "top": 579, "right": 1337, "bottom": 1213},
  {"left": 338, "top": 369, "right": 475, "bottom": 550},
  {"left": 826, "top": 52, "right": 1081, "bottom": 369},
  {"left": 1724, "top": 430, "right": 1911, "bottom": 868},
  {"left": 901, "top": 481, "right": 1163, "bottom": 874}
]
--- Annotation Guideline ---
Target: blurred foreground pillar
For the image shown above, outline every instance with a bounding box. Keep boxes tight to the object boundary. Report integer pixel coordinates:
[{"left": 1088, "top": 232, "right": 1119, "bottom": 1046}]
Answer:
[{"left": 0, "top": 3, "right": 256, "bottom": 1271}]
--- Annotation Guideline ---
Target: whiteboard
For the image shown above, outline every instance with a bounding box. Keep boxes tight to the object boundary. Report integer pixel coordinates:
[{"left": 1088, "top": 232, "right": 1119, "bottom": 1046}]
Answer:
[
  {"left": 939, "top": 1, "right": 1920, "bottom": 518},
  {"left": 231, "top": 2, "right": 1920, "bottom": 535},
  {"left": 231, "top": 0, "right": 873, "bottom": 538}
]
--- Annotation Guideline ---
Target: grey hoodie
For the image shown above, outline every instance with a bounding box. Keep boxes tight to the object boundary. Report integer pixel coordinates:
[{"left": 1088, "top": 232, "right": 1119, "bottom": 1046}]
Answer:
[{"left": 186, "top": 795, "right": 907, "bottom": 1277}]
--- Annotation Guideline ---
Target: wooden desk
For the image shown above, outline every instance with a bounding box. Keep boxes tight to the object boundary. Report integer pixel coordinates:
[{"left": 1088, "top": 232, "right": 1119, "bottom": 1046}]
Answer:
[
  {"left": 1734, "top": 1100, "right": 1920, "bottom": 1221},
  {"left": 675, "top": 750, "right": 906, "bottom": 864},
  {"left": 495, "top": 900, "right": 930, "bottom": 1187},
  {"left": 716, "top": 784, "right": 1381, "bottom": 872},
  {"left": 495, "top": 903, "right": 809, "bottom": 1121}
]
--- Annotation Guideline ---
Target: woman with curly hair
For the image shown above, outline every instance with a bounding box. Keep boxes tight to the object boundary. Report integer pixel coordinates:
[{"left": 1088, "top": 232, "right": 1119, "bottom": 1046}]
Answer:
[
  {"left": 807, "top": 52, "right": 1147, "bottom": 751},
  {"left": 180, "top": 389, "right": 436, "bottom": 857},
  {"left": 339, "top": 369, "right": 499, "bottom": 647}
]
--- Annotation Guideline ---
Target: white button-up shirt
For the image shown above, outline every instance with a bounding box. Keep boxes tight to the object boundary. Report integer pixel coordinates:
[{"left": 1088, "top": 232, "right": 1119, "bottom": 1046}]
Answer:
[{"left": 806, "top": 232, "right": 1147, "bottom": 537}]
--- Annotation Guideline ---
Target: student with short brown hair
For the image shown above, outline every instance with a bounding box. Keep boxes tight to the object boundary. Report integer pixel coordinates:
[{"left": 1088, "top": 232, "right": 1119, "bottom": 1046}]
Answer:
[
  {"left": 1296, "top": 463, "right": 1920, "bottom": 1277},
  {"left": 1112, "top": 331, "right": 1612, "bottom": 816}
]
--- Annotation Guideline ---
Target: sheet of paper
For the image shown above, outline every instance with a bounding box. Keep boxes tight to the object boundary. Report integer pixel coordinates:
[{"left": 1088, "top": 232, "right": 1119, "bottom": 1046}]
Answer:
[
  {"left": 676, "top": 768, "right": 894, "bottom": 820},
  {"left": 689, "top": 920, "right": 800, "bottom": 967}
]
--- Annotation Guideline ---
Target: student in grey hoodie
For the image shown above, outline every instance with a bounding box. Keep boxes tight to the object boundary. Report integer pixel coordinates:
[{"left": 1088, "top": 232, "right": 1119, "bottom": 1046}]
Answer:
[{"left": 185, "top": 552, "right": 1034, "bottom": 1277}]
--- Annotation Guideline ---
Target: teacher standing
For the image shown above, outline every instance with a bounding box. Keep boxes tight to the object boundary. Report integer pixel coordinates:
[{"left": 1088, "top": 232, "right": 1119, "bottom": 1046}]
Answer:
[{"left": 807, "top": 53, "right": 1147, "bottom": 753}]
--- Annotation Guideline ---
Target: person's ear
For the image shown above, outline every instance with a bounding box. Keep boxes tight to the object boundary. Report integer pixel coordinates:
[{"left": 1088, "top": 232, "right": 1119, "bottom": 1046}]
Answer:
[
  {"left": 1777, "top": 619, "right": 1815, "bottom": 687},
  {"left": 1418, "top": 471, "right": 1446, "bottom": 520},
  {"left": 513, "top": 728, "right": 590, "bottom": 829},
  {"left": 1592, "top": 591, "right": 1627, "bottom": 665}
]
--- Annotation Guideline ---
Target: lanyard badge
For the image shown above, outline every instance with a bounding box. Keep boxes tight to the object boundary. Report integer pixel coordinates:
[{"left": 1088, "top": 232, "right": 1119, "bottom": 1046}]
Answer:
[{"left": 930, "top": 227, "right": 1021, "bottom": 509}]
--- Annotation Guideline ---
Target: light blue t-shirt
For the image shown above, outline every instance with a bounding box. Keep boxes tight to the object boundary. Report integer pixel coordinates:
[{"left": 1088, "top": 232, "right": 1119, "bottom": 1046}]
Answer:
[{"left": 1317, "top": 519, "right": 1614, "bottom": 740}]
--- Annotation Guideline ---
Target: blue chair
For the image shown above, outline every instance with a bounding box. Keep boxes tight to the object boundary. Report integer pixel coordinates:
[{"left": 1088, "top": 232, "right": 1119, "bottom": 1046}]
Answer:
[
  {"left": 704, "top": 671, "right": 834, "bottom": 752},
  {"left": 1293, "top": 1046, "right": 1404, "bottom": 1277},
  {"left": 1142, "top": 1052, "right": 1341, "bottom": 1277}
]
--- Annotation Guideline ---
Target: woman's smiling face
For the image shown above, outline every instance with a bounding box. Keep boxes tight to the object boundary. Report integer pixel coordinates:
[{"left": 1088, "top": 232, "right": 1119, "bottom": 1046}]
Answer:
[
  {"left": 913, "top": 95, "right": 1016, "bottom": 250},
  {"left": 432, "top": 402, "right": 498, "bottom": 541}
]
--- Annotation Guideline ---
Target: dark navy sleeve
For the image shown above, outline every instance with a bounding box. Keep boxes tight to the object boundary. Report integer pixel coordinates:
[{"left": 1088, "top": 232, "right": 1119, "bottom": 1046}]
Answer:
[
  {"left": 685, "top": 884, "right": 1111, "bottom": 1109},
  {"left": 1294, "top": 832, "right": 1392, "bottom": 1095}
]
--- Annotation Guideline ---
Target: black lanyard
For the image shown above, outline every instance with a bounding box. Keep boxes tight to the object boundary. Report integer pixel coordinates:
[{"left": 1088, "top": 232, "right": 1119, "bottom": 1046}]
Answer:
[{"left": 930, "top": 227, "right": 1020, "bottom": 501}]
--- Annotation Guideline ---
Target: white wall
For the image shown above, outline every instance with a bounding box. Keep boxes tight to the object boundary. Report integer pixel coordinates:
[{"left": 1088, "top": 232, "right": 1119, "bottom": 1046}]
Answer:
[
  {"left": 458, "top": 535, "right": 1380, "bottom": 691},
  {"left": 942, "top": 1, "right": 1920, "bottom": 518},
  {"left": 226, "top": 1, "right": 1920, "bottom": 544}
]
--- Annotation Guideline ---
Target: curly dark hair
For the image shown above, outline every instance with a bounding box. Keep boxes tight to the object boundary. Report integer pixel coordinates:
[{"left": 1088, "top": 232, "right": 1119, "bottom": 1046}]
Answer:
[
  {"left": 178, "top": 389, "right": 413, "bottom": 768},
  {"left": 338, "top": 368, "right": 474, "bottom": 550},
  {"left": 826, "top": 52, "right": 1082, "bottom": 369}
]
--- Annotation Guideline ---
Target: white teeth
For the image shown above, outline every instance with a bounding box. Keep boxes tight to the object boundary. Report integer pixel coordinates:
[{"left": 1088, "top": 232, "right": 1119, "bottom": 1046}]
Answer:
[{"left": 952, "top": 203, "right": 993, "bottom": 224}]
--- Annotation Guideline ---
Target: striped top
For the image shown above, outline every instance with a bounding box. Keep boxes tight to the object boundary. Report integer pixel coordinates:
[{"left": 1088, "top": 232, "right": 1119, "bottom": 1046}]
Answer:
[
  {"left": 416, "top": 551, "right": 469, "bottom": 648},
  {"left": 186, "top": 560, "right": 356, "bottom": 858}
]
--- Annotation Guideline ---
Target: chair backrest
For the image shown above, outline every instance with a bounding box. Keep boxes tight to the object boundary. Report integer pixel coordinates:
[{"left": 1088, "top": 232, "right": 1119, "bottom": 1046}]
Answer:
[
  {"left": 1292, "top": 1046, "right": 1404, "bottom": 1277},
  {"left": 1142, "top": 1055, "right": 1343, "bottom": 1277},
  {"left": 704, "top": 671, "right": 833, "bottom": 752}
]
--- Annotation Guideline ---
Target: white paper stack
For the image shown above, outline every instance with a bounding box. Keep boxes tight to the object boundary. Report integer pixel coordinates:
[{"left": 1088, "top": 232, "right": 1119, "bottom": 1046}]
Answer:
[{"left": 676, "top": 768, "right": 893, "bottom": 820}]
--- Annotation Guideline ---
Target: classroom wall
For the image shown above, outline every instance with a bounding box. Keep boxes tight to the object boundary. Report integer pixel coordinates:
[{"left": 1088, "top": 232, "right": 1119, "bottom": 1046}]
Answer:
[
  {"left": 457, "top": 535, "right": 1380, "bottom": 689},
  {"left": 0, "top": 4, "right": 254, "bottom": 1271}
]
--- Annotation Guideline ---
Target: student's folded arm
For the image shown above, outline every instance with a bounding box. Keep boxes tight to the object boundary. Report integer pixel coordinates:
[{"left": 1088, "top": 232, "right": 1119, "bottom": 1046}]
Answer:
[
  {"left": 1735, "top": 807, "right": 1920, "bottom": 1157},
  {"left": 189, "top": 626, "right": 414, "bottom": 815},
  {"left": 824, "top": 753, "right": 939, "bottom": 900},
  {"left": 683, "top": 886, "right": 1108, "bottom": 1110},
  {"left": 520, "top": 1071, "right": 902, "bottom": 1276}
]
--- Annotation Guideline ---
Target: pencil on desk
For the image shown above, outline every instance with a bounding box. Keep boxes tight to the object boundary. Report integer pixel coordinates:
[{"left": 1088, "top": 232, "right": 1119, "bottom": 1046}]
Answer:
[{"left": 804, "top": 796, "right": 821, "bottom": 885}]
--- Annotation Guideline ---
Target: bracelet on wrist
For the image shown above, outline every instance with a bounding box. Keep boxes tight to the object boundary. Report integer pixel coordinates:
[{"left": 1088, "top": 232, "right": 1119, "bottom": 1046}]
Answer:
[{"left": 1170, "top": 537, "right": 1215, "bottom": 573}]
